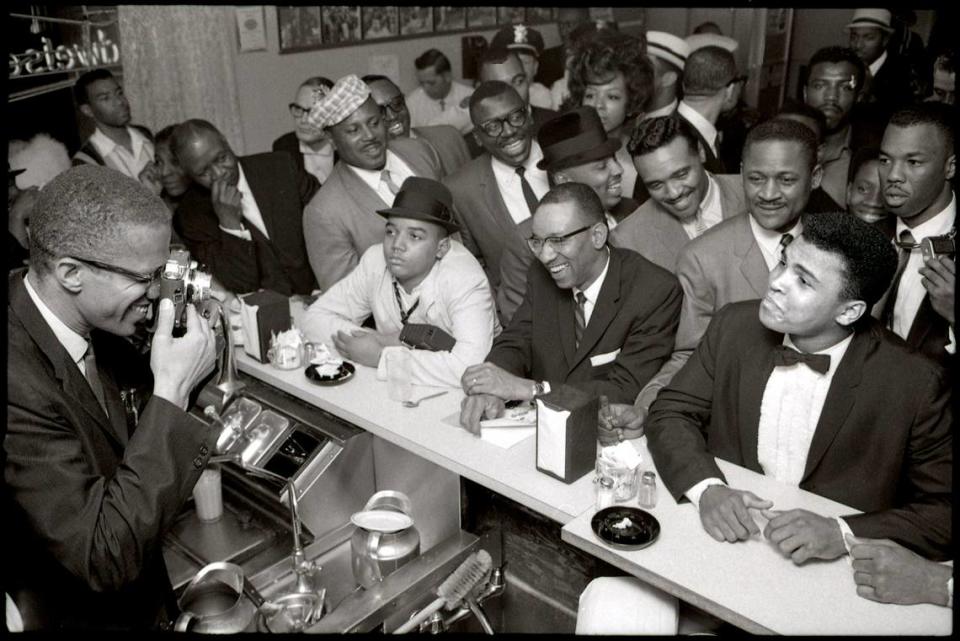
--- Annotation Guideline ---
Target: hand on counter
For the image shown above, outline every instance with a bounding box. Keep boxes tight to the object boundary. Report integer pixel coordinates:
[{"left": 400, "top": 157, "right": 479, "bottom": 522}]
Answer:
[
  {"left": 333, "top": 329, "right": 384, "bottom": 366},
  {"left": 847, "top": 535, "right": 952, "bottom": 607},
  {"left": 459, "top": 394, "right": 506, "bottom": 436},
  {"left": 699, "top": 485, "right": 773, "bottom": 543},
  {"left": 461, "top": 362, "right": 533, "bottom": 401},
  {"left": 762, "top": 508, "right": 846, "bottom": 564}
]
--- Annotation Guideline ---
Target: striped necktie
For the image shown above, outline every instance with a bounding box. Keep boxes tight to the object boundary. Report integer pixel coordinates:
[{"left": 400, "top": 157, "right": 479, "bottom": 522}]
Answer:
[
  {"left": 880, "top": 230, "right": 917, "bottom": 329},
  {"left": 574, "top": 291, "right": 587, "bottom": 348},
  {"left": 381, "top": 169, "right": 402, "bottom": 195}
]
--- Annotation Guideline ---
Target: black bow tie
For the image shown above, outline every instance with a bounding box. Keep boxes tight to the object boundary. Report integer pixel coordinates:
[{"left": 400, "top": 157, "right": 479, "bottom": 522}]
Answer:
[{"left": 772, "top": 345, "right": 831, "bottom": 374}]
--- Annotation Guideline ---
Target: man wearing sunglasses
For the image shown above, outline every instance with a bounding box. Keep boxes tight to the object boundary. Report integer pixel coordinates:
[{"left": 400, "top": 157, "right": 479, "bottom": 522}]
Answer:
[
  {"left": 458, "top": 182, "right": 681, "bottom": 435},
  {"left": 444, "top": 81, "right": 551, "bottom": 321},
  {"left": 5, "top": 165, "right": 218, "bottom": 629},
  {"left": 273, "top": 76, "right": 338, "bottom": 185},
  {"left": 363, "top": 74, "right": 471, "bottom": 177}
]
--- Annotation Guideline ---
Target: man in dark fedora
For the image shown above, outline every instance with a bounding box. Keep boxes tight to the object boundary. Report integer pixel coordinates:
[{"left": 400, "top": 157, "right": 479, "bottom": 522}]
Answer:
[
  {"left": 301, "top": 176, "right": 499, "bottom": 389},
  {"left": 495, "top": 106, "right": 640, "bottom": 322}
]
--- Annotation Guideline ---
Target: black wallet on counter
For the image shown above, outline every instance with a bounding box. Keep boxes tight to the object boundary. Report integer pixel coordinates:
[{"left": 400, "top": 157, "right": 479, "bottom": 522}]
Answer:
[{"left": 399, "top": 323, "right": 456, "bottom": 352}]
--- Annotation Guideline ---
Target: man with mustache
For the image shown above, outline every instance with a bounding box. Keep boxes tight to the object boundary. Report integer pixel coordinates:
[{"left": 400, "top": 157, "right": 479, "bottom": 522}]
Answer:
[
  {"left": 874, "top": 103, "right": 955, "bottom": 368},
  {"left": 272, "top": 76, "right": 337, "bottom": 185},
  {"left": 363, "top": 74, "right": 470, "bottom": 177},
  {"left": 301, "top": 177, "right": 498, "bottom": 388},
  {"left": 301, "top": 74, "right": 442, "bottom": 290},
  {"left": 171, "top": 119, "right": 319, "bottom": 296},
  {"left": 605, "top": 119, "right": 822, "bottom": 434},
  {"left": 458, "top": 182, "right": 681, "bottom": 435},
  {"left": 611, "top": 114, "right": 744, "bottom": 274},
  {"left": 443, "top": 81, "right": 550, "bottom": 320}
]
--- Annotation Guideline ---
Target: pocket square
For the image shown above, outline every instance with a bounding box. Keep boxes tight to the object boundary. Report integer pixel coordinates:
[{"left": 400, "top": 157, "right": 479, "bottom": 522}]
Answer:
[{"left": 590, "top": 349, "right": 621, "bottom": 367}]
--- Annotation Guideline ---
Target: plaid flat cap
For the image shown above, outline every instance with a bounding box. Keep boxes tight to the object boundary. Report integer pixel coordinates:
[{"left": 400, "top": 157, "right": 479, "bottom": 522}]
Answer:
[{"left": 306, "top": 74, "right": 371, "bottom": 130}]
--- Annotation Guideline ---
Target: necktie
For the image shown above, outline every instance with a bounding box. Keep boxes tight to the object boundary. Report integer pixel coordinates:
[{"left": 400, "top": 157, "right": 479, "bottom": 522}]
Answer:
[
  {"left": 83, "top": 340, "right": 109, "bottom": 417},
  {"left": 880, "top": 230, "right": 917, "bottom": 328},
  {"left": 778, "top": 233, "right": 794, "bottom": 260},
  {"left": 574, "top": 291, "right": 587, "bottom": 348},
  {"left": 771, "top": 345, "right": 830, "bottom": 374},
  {"left": 392, "top": 280, "right": 420, "bottom": 325},
  {"left": 515, "top": 166, "right": 540, "bottom": 216},
  {"left": 381, "top": 169, "right": 401, "bottom": 196}
]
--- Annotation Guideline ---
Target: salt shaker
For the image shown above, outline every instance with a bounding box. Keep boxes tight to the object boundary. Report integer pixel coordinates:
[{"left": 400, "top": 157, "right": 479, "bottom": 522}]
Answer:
[
  {"left": 638, "top": 471, "right": 657, "bottom": 509},
  {"left": 596, "top": 476, "right": 614, "bottom": 510}
]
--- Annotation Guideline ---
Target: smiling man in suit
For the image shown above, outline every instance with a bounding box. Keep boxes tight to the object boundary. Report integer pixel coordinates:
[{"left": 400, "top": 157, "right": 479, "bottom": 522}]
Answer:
[
  {"left": 302, "top": 74, "right": 442, "bottom": 290},
  {"left": 611, "top": 114, "right": 744, "bottom": 273},
  {"left": 172, "top": 119, "right": 319, "bottom": 296},
  {"left": 458, "top": 182, "right": 681, "bottom": 434}
]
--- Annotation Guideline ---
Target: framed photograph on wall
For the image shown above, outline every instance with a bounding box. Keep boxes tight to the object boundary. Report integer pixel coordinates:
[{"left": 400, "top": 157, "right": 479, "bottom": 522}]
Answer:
[
  {"left": 434, "top": 6, "right": 466, "bottom": 32},
  {"left": 399, "top": 6, "right": 433, "bottom": 36},
  {"left": 361, "top": 6, "right": 398, "bottom": 40},
  {"left": 525, "top": 8, "right": 554, "bottom": 24},
  {"left": 467, "top": 7, "right": 496, "bottom": 29},
  {"left": 497, "top": 7, "right": 526, "bottom": 25},
  {"left": 321, "top": 6, "right": 361, "bottom": 45},
  {"left": 277, "top": 6, "right": 322, "bottom": 53}
]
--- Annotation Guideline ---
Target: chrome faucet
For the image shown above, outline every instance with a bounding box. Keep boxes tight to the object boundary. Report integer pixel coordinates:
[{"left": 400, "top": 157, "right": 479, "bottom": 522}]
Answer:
[{"left": 210, "top": 300, "right": 245, "bottom": 408}]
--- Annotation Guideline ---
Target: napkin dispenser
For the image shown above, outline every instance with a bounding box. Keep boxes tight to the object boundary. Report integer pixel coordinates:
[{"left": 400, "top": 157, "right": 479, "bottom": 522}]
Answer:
[
  {"left": 535, "top": 385, "right": 598, "bottom": 484},
  {"left": 240, "top": 290, "right": 291, "bottom": 362}
]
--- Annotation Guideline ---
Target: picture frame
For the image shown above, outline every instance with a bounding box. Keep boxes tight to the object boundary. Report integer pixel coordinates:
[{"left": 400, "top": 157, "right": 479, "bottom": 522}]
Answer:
[
  {"left": 399, "top": 6, "right": 433, "bottom": 36},
  {"left": 434, "top": 6, "right": 466, "bottom": 32},
  {"left": 361, "top": 6, "right": 398, "bottom": 40},
  {"left": 277, "top": 7, "right": 322, "bottom": 53},
  {"left": 321, "top": 6, "right": 361, "bottom": 45},
  {"left": 467, "top": 7, "right": 496, "bottom": 29}
]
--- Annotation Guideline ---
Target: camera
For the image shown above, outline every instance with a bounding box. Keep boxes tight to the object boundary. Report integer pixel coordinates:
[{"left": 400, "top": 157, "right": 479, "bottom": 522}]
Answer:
[
  {"left": 921, "top": 235, "right": 956, "bottom": 262},
  {"left": 158, "top": 247, "right": 213, "bottom": 334}
]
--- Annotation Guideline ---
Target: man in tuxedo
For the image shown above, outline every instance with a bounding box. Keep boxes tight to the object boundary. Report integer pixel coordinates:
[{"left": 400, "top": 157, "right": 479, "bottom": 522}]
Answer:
[
  {"left": 272, "top": 76, "right": 336, "bottom": 185},
  {"left": 302, "top": 74, "right": 442, "bottom": 290},
  {"left": 6, "top": 165, "right": 218, "bottom": 629},
  {"left": 458, "top": 182, "right": 681, "bottom": 434},
  {"left": 363, "top": 74, "right": 470, "bottom": 177},
  {"left": 444, "top": 81, "right": 550, "bottom": 312},
  {"left": 172, "top": 119, "right": 319, "bottom": 296},
  {"left": 875, "top": 103, "right": 955, "bottom": 368},
  {"left": 612, "top": 114, "right": 744, "bottom": 273},
  {"left": 676, "top": 45, "right": 741, "bottom": 174}
]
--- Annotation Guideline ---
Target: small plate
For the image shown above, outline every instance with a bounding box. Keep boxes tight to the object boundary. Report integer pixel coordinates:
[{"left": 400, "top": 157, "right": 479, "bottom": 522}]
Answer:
[
  {"left": 591, "top": 506, "right": 660, "bottom": 550},
  {"left": 304, "top": 361, "right": 355, "bottom": 386}
]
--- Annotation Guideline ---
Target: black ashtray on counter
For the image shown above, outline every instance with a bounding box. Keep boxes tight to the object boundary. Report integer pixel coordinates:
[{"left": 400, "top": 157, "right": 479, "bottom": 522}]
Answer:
[
  {"left": 591, "top": 506, "right": 660, "bottom": 550},
  {"left": 304, "top": 361, "right": 355, "bottom": 386}
]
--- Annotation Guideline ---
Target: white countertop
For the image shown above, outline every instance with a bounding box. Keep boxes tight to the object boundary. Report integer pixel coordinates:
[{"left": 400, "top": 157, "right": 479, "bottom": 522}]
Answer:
[
  {"left": 237, "top": 352, "right": 596, "bottom": 524},
  {"left": 561, "top": 439, "right": 953, "bottom": 635}
]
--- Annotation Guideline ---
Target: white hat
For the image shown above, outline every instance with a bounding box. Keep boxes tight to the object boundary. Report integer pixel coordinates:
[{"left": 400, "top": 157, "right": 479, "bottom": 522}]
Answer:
[
  {"left": 685, "top": 33, "right": 738, "bottom": 54},
  {"left": 646, "top": 31, "right": 689, "bottom": 71},
  {"left": 846, "top": 8, "right": 893, "bottom": 32}
]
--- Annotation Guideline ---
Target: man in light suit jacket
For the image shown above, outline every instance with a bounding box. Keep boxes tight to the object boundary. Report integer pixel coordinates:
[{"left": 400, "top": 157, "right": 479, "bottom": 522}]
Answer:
[
  {"left": 444, "top": 81, "right": 551, "bottom": 313},
  {"left": 609, "top": 119, "right": 823, "bottom": 434},
  {"left": 302, "top": 75, "right": 442, "bottom": 290},
  {"left": 458, "top": 183, "right": 681, "bottom": 434},
  {"left": 611, "top": 115, "right": 744, "bottom": 273},
  {"left": 172, "top": 119, "right": 320, "bottom": 296},
  {"left": 363, "top": 74, "right": 470, "bottom": 177},
  {"left": 6, "top": 166, "right": 218, "bottom": 629}
]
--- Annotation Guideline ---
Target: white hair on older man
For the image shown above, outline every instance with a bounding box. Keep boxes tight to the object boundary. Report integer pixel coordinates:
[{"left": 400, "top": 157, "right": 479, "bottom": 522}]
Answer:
[{"left": 9, "top": 133, "right": 72, "bottom": 189}]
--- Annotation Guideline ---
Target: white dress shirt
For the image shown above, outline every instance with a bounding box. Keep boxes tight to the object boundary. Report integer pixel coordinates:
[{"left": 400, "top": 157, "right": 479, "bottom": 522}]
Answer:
[
  {"left": 301, "top": 241, "right": 500, "bottom": 388},
  {"left": 405, "top": 81, "right": 474, "bottom": 134},
  {"left": 572, "top": 251, "right": 611, "bottom": 327},
  {"left": 891, "top": 193, "right": 956, "bottom": 342},
  {"left": 88, "top": 126, "right": 155, "bottom": 181},
  {"left": 680, "top": 174, "right": 724, "bottom": 240},
  {"left": 346, "top": 150, "right": 416, "bottom": 206},
  {"left": 643, "top": 99, "right": 678, "bottom": 121},
  {"left": 748, "top": 215, "right": 802, "bottom": 270},
  {"left": 300, "top": 139, "right": 335, "bottom": 184},
  {"left": 219, "top": 164, "right": 270, "bottom": 241},
  {"left": 24, "top": 273, "right": 89, "bottom": 376},
  {"left": 868, "top": 50, "right": 888, "bottom": 79},
  {"left": 677, "top": 101, "right": 719, "bottom": 158},
  {"left": 489, "top": 141, "right": 550, "bottom": 225},
  {"left": 528, "top": 82, "right": 553, "bottom": 110}
]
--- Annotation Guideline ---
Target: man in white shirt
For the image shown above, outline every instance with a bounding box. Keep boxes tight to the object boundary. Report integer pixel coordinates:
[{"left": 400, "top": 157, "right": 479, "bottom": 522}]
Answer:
[
  {"left": 406, "top": 49, "right": 474, "bottom": 134},
  {"left": 676, "top": 45, "right": 741, "bottom": 174},
  {"left": 302, "top": 177, "right": 499, "bottom": 388},
  {"left": 272, "top": 76, "right": 337, "bottom": 185},
  {"left": 874, "top": 103, "right": 955, "bottom": 367},
  {"left": 72, "top": 69, "right": 159, "bottom": 194}
]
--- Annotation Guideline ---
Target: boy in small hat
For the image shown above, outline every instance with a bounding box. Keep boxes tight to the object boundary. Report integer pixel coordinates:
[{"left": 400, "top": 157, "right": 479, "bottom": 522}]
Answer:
[{"left": 302, "top": 176, "right": 499, "bottom": 388}]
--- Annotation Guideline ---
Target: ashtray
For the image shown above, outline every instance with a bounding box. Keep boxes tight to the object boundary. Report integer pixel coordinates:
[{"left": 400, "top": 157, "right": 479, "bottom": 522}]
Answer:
[
  {"left": 591, "top": 506, "right": 660, "bottom": 550},
  {"left": 304, "top": 361, "right": 355, "bottom": 386}
]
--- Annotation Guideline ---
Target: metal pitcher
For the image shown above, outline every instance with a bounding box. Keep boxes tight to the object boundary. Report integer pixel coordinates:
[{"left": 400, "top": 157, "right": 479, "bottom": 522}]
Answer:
[
  {"left": 350, "top": 491, "right": 421, "bottom": 589},
  {"left": 174, "top": 562, "right": 260, "bottom": 633}
]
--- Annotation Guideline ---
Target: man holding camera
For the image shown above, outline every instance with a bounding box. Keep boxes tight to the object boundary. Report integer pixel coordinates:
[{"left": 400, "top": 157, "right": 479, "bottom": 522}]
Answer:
[{"left": 5, "top": 166, "right": 218, "bottom": 630}]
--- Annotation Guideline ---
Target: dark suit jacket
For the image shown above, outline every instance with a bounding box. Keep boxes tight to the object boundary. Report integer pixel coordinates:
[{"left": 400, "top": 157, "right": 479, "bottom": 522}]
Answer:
[
  {"left": 412, "top": 125, "right": 471, "bottom": 177},
  {"left": 487, "top": 247, "right": 682, "bottom": 404},
  {"left": 646, "top": 301, "right": 951, "bottom": 560},
  {"left": 464, "top": 106, "right": 558, "bottom": 159},
  {"left": 5, "top": 270, "right": 217, "bottom": 629},
  {"left": 676, "top": 110, "right": 726, "bottom": 175},
  {"left": 271, "top": 130, "right": 339, "bottom": 184},
  {"left": 864, "top": 53, "right": 919, "bottom": 116},
  {"left": 174, "top": 152, "right": 319, "bottom": 296}
]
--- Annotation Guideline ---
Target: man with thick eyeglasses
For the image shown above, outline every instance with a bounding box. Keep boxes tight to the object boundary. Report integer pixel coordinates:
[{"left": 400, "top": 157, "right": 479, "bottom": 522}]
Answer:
[
  {"left": 5, "top": 165, "right": 219, "bottom": 630},
  {"left": 458, "top": 182, "right": 680, "bottom": 435},
  {"left": 273, "top": 76, "right": 338, "bottom": 185},
  {"left": 444, "top": 81, "right": 550, "bottom": 323},
  {"left": 363, "top": 74, "right": 471, "bottom": 177}
]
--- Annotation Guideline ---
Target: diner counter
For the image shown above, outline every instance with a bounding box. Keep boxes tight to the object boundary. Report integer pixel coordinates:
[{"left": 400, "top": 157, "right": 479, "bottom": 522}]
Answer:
[
  {"left": 561, "top": 438, "right": 953, "bottom": 635},
  {"left": 237, "top": 351, "right": 596, "bottom": 524}
]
